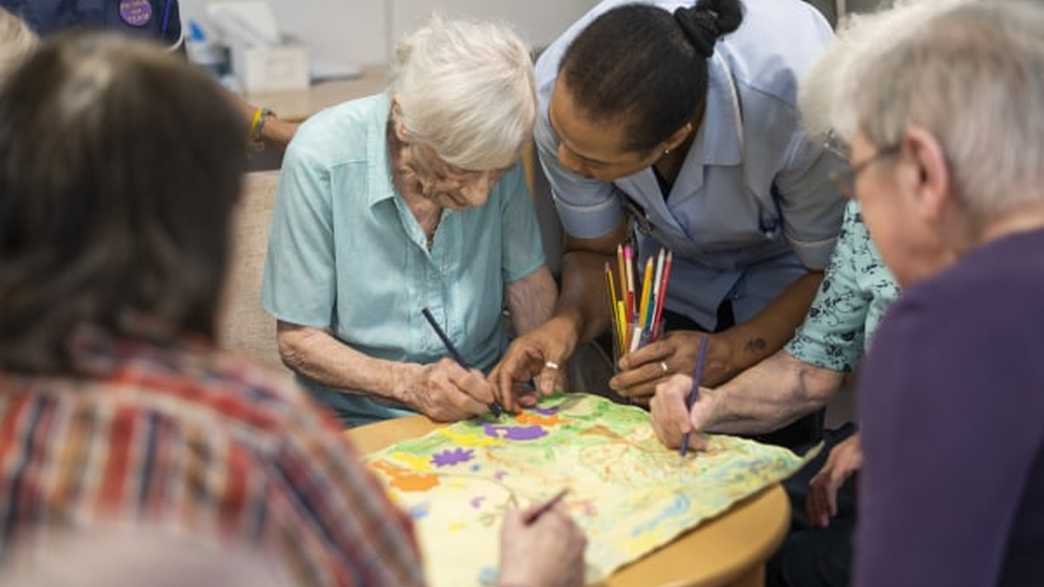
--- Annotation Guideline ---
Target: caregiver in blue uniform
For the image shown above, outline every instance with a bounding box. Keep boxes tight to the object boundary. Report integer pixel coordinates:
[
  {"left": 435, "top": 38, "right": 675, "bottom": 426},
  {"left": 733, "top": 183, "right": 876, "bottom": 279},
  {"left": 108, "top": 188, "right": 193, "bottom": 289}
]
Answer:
[
  {"left": 1, "top": 0, "right": 183, "bottom": 48},
  {"left": 493, "top": 0, "right": 845, "bottom": 446},
  {"left": 1, "top": 0, "right": 297, "bottom": 148}
]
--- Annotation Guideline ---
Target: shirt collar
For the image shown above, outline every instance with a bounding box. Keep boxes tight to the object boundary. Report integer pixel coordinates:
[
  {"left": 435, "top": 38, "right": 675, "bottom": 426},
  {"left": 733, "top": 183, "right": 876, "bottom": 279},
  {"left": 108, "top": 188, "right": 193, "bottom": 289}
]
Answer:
[
  {"left": 366, "top": 92, "right": 398, "bottom": 208},
  {"left": 690, "top": 53, "right": 744, "bottom": 167}
]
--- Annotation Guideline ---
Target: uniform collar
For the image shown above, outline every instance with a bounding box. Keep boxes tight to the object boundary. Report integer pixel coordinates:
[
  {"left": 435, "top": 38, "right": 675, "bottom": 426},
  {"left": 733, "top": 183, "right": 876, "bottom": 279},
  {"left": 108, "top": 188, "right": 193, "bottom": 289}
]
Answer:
[
  {"left": 366, "top": 92, "right": 398, "bottom": 207},
  {"left": 690, "top": 53, "right": 744, "bottom": 167}
]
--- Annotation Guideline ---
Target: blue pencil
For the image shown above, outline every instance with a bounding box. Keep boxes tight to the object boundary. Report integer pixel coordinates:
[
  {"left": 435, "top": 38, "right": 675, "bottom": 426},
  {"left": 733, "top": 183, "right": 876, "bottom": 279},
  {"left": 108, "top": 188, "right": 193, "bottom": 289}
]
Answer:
[
  {"left": 420, "top": 307, "right": 503, "bottom": 418},
  {"left": 680, "top": 336, "right": 709, "bottom": 457}
]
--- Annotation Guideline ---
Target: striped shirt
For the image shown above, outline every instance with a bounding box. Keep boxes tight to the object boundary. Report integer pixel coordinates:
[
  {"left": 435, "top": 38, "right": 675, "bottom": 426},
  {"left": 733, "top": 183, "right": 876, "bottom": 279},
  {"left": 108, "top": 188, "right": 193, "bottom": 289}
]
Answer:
[{"left": 0, "top": 334, "right": 425, "bottom": 587}]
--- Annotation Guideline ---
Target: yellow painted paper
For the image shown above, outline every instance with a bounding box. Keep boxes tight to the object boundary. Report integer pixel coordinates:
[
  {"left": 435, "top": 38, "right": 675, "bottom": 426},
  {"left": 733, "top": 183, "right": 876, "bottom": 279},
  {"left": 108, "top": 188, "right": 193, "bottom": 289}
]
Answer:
[{"left": 366, "top": 393, "right": 809, "bottom": 587}]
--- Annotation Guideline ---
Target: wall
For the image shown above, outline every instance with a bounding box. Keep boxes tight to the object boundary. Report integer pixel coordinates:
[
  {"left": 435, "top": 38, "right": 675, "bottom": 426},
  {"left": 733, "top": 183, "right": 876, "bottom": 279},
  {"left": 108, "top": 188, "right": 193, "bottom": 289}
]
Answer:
[{"left": 183, "top": 0, "right": 598, "bottom": 69}]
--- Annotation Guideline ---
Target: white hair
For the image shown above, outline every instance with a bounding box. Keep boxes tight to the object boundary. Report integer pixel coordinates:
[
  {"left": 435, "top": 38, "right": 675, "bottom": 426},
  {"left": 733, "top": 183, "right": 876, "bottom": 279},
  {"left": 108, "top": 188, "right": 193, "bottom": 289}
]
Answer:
[
  {"left": 836, "top": 1, "right": 1044, "bottom": 217},
  {"left": 390, "top": 15, "right": 536, "bottom": 171},
  {"left": 0, "top": 7, "right": 37, "bottom": 80},
  {"left": 799, "top": 0, "right": 975, "bottom": 139}
]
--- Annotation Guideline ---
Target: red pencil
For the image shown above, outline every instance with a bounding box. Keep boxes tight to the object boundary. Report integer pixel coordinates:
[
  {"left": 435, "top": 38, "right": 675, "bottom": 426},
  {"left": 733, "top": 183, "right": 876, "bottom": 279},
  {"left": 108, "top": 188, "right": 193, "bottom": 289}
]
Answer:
[{"left": 652, "top": 250, "right": 673, "bottom": 340}]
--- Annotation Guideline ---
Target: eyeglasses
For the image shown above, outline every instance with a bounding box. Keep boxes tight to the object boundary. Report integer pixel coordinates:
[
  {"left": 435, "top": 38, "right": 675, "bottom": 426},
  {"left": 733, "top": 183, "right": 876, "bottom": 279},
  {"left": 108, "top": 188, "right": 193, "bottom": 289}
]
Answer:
[{"left": 824, "top": 131, "right": 901, "bottom": 199}]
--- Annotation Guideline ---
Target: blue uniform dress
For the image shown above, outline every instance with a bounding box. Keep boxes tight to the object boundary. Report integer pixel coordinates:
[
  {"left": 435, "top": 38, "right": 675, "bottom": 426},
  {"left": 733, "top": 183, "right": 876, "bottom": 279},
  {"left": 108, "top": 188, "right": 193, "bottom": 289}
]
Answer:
[
  {"left": 536, "top": 0, "right": 846, "bottom": 331},
  {"left": 261, "top": 94, "right": 546, "bottom": 427},
  {"left": 1, "top": 0, "right": 182, "bottom": 48}
]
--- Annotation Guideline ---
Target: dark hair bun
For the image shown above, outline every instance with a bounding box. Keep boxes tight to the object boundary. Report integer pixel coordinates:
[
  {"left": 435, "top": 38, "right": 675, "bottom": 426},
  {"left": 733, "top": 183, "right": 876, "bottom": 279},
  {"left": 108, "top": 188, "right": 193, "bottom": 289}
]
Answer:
[{"left": 674, "top": 0, "right": 744, "bottom": 58}]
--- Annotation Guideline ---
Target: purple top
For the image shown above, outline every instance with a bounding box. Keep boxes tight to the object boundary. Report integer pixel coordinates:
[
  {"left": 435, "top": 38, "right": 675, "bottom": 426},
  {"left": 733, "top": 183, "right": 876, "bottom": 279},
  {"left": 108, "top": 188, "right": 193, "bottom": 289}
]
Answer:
[{"left": 856, "top": 227, "right": 1044, "bottom": 587}]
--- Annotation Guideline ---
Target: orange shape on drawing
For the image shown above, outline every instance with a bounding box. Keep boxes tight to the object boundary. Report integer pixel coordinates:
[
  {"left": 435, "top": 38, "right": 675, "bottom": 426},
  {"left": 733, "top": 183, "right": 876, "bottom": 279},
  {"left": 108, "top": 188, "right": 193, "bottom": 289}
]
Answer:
[
  {"left": 372, "top": 460, "right": 440, "bottom": 492},
  {"left": 390, "top": 472, "right": 439, "bottom": 492},
  {"left": 516, "top": 412, "right": 560, "bottom": 427}
]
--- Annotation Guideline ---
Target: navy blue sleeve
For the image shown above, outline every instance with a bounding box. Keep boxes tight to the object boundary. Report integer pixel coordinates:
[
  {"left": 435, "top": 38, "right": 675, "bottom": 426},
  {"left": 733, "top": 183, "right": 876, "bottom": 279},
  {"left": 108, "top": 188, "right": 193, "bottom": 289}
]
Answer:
[
  {"left": 855, "top": 284, "right": 1043, "bottom": 587},
  {"left": 3, "top": 0, "right": 181, "bottom": 47}
]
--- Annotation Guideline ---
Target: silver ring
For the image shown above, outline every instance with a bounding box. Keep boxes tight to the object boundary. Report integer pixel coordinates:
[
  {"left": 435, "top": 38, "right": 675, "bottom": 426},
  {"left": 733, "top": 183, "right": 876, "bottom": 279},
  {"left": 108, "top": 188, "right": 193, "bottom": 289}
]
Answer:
[
  {"left": 660, "top": 361, "right": 670, "bottom": 374},
  {"left": 545, "top": 361, "right": 560, "bottom": 370}
]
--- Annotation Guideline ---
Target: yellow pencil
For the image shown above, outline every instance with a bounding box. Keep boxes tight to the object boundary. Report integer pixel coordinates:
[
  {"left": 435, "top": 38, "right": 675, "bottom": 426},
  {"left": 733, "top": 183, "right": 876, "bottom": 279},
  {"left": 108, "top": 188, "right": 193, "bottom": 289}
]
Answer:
[
  {"left": 638, "top": 257, "right": 654, "bottom": 331},
  {"left": 604, "top": 263, "right": 621, "bottom": 360},
  {"left": 616, "top": 300, "right": 627, "bottom": 352}
]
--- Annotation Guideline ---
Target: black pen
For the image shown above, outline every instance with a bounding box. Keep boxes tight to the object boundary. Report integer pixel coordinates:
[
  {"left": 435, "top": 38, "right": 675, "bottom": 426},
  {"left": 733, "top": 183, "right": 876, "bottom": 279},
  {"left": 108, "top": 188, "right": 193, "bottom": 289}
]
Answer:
[{"left": 420, "top": 307, "right": 504, "bottom": 418}]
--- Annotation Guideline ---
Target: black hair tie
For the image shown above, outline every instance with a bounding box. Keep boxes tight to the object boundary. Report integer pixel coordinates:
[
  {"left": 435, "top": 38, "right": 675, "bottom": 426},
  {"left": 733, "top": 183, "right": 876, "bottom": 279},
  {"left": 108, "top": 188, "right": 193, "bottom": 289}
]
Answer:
[{"left": 674, "top": 7, "right": 721, "bottom": 59}]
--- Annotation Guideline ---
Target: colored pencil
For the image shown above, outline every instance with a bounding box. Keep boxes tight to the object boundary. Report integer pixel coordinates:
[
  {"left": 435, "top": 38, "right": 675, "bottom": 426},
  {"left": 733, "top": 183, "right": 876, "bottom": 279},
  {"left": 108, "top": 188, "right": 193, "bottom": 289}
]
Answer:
[
  {"left": 651, "top": 249, "right": 665, "bottom": 330},
  {"left": 524, "top": 489, "right": 570, "bottom": 525},
  {"left": 624, "top": 245, "right": 635, "bottom": 321},
  {"left": 652, "top": 250, "right": 673, "bottom": 340},
  {"left": 605, "top": 263, "right": 621, "bottom": 362},
  {"left": 629, "top": 325, "right": 643, "bottom": 354},
  {"left": 680, "top": 335, "right": 709, "bottom": 458},
  {"left": 638, "top": 257, "right": 654, "bottom": 331},
  {"left": 616, "top": 300, "right": 628, "bottom": 355},
  {"left": 616, "top": 244, "right": 627, "bottom": 313},
  {"left": 420, "top": 307, "right": 503, "bottom": 418}
]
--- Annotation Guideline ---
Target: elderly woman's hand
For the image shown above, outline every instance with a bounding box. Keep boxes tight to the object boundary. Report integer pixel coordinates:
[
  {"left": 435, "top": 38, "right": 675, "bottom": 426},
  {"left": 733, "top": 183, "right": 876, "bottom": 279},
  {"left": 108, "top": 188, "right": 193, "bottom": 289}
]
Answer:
[
  {"left": 648, "top": 374, "right": 710, "bottom": 452},
  {"left": 395, "top": 358, "right": 498, "bottom": 422},
  {"left": 807, "top": 433, "right": 863, "bottom": 528}
]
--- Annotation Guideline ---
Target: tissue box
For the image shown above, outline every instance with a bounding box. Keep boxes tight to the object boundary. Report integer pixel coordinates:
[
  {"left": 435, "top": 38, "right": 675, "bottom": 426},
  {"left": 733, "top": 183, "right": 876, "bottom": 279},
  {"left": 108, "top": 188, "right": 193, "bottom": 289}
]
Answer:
[{"left": 231, "top": 43, "right": 309, "bottom": 93}]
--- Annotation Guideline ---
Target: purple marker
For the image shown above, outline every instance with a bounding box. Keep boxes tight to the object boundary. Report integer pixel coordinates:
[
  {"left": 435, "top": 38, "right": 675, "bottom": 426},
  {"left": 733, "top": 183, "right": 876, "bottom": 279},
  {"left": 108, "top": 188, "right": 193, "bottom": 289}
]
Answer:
[{"left": 680, "top": 336, "right": 708, "bottom": 458}]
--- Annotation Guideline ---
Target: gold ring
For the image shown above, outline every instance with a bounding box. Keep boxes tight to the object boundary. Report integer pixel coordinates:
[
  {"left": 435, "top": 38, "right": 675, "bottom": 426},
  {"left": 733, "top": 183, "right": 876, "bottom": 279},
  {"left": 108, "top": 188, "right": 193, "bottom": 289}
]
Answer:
[
  {"left": 660, "top": 361, "right": 669, "bottom": 374},
  {"left": 545, "top": 361, "right": 560, "bottom": 370}
]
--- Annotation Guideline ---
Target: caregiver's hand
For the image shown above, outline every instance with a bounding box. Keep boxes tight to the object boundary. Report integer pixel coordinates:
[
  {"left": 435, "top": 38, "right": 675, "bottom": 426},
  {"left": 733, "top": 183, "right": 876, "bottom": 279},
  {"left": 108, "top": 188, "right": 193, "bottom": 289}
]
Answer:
[
  {"left": 396, "top": 358, "right": 496, "bottom": 422},
  {"left": 490, "top": 316, "right": 577, "bottom": 412},
  {"left": 610, "top": 330, "right": 735, "bottom": 403}
]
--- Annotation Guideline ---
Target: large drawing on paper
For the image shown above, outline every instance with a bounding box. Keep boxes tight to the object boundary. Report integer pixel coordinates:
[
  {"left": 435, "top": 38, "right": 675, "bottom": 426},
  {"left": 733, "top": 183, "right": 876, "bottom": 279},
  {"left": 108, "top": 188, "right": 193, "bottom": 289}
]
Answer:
[{"left": 366, "top": 393, "right": 806, "bottom": 586}]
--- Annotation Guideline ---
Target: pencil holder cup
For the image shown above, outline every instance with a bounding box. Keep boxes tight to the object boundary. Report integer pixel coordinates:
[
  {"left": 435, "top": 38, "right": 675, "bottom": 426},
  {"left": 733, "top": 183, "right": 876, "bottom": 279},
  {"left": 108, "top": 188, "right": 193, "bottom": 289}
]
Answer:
[{"left": 610, "top": 318, "right": 665, "bottom": 373}]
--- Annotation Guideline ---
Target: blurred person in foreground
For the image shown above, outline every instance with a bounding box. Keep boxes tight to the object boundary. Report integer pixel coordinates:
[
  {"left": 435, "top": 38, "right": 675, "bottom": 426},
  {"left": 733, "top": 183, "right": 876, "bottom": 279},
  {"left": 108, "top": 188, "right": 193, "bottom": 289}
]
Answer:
[{"left": 0, "top": 32, "right": 585, "bottom": 587}]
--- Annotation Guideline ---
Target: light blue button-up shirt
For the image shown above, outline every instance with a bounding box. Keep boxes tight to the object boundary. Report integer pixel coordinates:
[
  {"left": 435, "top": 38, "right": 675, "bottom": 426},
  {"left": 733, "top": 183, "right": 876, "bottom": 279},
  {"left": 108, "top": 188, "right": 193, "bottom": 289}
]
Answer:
[
  {"left": 261, "top": 93, "right": 545, "bottom": 426},
  {"left": 535, "top": 0, "right": 846, "bottom": 330}
]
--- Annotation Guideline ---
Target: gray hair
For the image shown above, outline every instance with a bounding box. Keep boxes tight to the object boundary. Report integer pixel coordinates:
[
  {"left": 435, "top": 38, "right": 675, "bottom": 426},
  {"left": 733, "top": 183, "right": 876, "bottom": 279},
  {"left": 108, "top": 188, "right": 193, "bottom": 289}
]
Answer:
[
  {"left": 835, "top": 1, "right": 1044, "bottom": 217},
  {"left": 0, "top": 7, "right": 37, "bottom": 79},
  {"left": 390, "top": 16, "right": 536, "bottom": 171}
]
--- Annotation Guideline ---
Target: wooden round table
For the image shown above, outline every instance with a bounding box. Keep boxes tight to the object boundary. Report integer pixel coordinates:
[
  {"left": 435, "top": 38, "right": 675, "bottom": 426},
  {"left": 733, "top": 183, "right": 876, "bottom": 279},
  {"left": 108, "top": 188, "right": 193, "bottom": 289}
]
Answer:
[{"left": 348, "top": 416, "right": 791, "bottom": 587}]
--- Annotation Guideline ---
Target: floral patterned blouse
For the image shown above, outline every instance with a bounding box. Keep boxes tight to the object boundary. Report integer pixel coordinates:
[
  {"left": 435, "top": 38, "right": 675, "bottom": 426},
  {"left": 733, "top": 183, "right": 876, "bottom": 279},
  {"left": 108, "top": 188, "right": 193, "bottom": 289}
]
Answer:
[{"left": 785, "top": 201, "right": 901, "bottom": 372}]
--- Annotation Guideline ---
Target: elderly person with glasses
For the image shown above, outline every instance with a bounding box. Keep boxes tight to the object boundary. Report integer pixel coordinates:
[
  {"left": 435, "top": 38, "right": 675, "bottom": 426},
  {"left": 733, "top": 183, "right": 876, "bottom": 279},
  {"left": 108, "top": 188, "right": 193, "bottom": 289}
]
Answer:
[
  {"left": 262, "top": 17, "right": 557, "bottom": 427},
  {"left": 836, "top": 2, "right": 1044, "bottom": 584}
]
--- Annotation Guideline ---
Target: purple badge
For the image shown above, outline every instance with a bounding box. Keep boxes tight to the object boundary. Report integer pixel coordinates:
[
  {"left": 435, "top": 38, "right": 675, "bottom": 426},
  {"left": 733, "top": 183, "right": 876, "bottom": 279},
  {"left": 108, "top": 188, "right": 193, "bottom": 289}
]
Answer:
[{"left": 119, "top": 0, "right": 154, "bottom": 27}]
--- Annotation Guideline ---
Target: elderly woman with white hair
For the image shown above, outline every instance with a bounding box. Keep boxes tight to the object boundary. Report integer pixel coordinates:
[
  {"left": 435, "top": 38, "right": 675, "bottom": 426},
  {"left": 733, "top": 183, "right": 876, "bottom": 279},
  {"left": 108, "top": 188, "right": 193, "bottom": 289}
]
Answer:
[
  {"left": 830, "top": 1, "right": 1044, "bottom": 585},
  {"left": 262, "top": 17, "right": 556, "bottom": 427}
]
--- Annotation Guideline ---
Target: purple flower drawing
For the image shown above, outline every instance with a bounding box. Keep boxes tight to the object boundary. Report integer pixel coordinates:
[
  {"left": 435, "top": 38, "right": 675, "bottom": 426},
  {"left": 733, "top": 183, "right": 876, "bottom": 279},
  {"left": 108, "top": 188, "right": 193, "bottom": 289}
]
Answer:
[
  {"left": 431, "top": 448, "right": 474, "bottom": 467},
  {"left": 483, "top": 424, "right": 548, "bottom": 441},
  {"left": 534, "top": 406, "right": 559, "bottom": 416}
]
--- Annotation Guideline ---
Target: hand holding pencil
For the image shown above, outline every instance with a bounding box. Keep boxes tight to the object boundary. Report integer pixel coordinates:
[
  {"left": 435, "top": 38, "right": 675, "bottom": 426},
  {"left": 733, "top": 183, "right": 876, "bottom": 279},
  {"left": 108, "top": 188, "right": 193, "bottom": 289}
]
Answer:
[
  {"left": 395, "top": 359, "right": 501, "bottom": 422},
  {"left": 498, "top": 491, "right": 587, "bottom": 587}
]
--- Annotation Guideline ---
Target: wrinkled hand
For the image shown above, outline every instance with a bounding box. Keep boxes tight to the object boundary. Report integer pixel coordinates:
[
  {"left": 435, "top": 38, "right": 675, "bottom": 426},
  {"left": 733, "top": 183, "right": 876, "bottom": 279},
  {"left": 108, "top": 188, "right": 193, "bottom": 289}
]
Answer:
[
  {"left": 648, "top": 375, "right": 710, "bottom": 452},
  {"left": 489, "top": 317, "right": 577, "bottom": 412},
  {"left": 395, "top": 359, "right": 496, "bottom": 422},
  {"left": 807, "top": 433, "right": 863, "bottom": 528},
  {"left": 610, "top": 330, "right": 734, "bottom": 402},
  {"left": 498, "top": 502, "right": 587, "bottom": 587}
]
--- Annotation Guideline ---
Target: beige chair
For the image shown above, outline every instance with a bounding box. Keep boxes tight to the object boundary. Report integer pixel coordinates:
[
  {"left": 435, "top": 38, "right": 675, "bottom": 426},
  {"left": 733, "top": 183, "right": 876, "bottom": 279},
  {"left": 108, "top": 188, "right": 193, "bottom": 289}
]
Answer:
[{"left": 218, "top": 171, "right": 286, "bottom": 371}]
